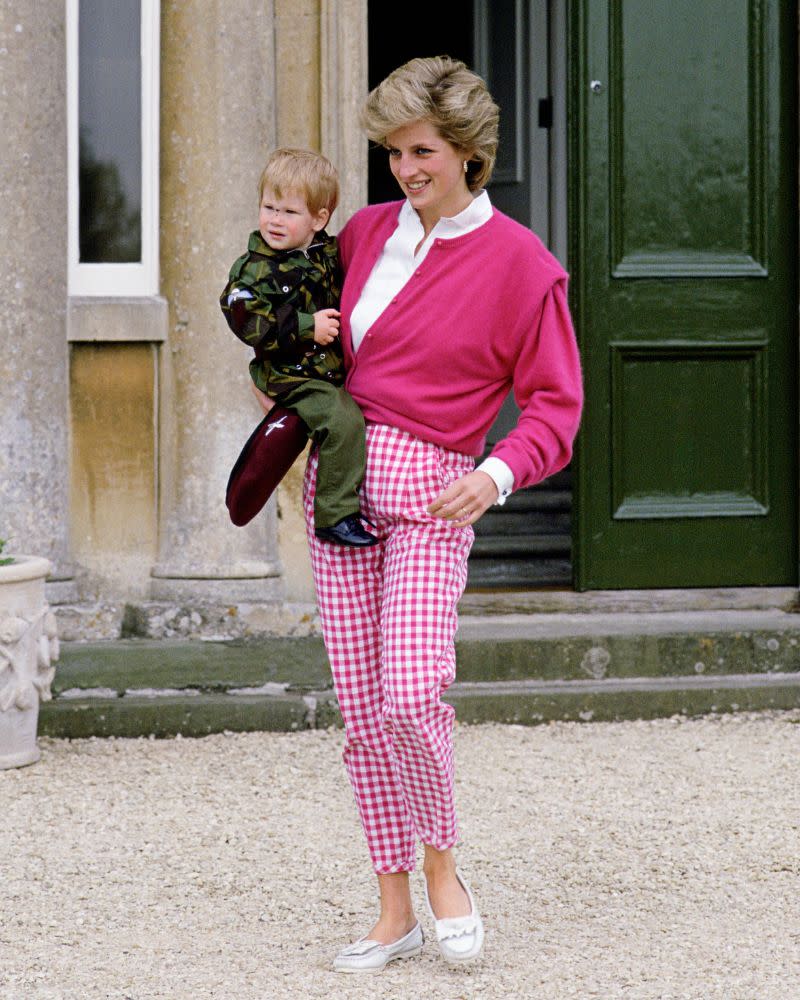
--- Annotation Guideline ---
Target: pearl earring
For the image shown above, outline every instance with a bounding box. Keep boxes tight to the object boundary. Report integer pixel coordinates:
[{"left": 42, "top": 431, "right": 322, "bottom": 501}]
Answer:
[{"left": 463, "top": 160, "right": 468, "bottom": 173}]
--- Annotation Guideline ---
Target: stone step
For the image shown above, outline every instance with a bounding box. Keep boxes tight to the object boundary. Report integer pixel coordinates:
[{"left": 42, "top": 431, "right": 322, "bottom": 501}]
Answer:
[
  {"left": 53, "top": 610, "right": 800, "bottom": 690},
  {"left": 450, "top": 672, "right": 800, "bottom": 725},
  {"left": 467, "top": 558, "right": 573, "bottom": 588},
  {"left": 474, "top": 509, "right": 572, "bottom": 536},
  {"left": 53, "top": 637, "right": 332, "bottom": 695},
  {"left": 470, "top": 533, "right": 572, "bottom": 558},
  {"left": 39, "top": 672, "right": 800, "bottom": 739},
  {"left": 480, "top": 487, "right": 572, "bottom": 513},
  {"left": 458, "top": 587, "right": 798, "bottom": 615},
  {"left": 37, "top": 608, "right": 800, "bottom": 738},
  {"left": 455, "top": 609, "right": 800, "bottom": 680}
]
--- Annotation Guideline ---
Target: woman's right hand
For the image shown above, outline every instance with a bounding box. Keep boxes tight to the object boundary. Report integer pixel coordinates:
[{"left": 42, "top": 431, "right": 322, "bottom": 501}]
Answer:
[{"left": 250, "top": 380, "right": 276, "bottom": 415}]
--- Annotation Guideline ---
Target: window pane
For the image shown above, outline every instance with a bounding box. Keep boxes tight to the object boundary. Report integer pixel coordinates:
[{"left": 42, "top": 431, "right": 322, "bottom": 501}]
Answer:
[{"left": 79, "top": 0, "right": 142, "bottom": 263}]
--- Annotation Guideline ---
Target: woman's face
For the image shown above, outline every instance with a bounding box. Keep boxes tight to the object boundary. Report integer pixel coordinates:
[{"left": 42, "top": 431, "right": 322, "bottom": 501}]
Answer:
[{"left": 386, "top": 120, "right": 473, "bottom": 226}]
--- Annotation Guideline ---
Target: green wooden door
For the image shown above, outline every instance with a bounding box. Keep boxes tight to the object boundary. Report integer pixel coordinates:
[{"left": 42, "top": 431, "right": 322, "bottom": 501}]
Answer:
[{"left": 572, "top": 0, "right": 798, "bottom": 588}]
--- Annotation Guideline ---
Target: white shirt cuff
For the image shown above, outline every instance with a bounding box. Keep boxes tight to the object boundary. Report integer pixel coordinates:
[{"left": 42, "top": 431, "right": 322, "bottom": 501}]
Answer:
[{"left": 476, "top": 456, "right": 514, "bottom": 505}]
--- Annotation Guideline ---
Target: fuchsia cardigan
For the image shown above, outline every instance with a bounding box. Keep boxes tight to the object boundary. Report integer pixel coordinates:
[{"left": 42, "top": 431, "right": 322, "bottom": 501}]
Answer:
[{"left": 337, "top": 201, "right": 583, "bottom": 491}]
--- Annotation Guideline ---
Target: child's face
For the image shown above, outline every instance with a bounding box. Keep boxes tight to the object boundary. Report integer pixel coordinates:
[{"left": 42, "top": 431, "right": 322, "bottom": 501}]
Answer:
[{"left": 259, "top": 186, "right": 329, "bottom": 251}]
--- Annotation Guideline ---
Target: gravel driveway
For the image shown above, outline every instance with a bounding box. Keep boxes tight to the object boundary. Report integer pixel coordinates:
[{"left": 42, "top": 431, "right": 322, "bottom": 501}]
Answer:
[{"left": 2, "top": 712, "right": 798, "bottom": 999}]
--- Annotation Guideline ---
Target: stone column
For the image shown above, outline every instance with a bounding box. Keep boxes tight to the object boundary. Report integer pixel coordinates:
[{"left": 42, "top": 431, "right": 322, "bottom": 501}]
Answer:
[
  {"left": 267, "top": 0, "right": 369, "bottom": 602},
  {"left": 321, "top": 0, "right": 369, "bottom": 226},
  {"left": 152, "top": 0, "right": 283, "bottom": 602},
  {"left": 0, "top": 4, "right": 75, "bottom": 602}
]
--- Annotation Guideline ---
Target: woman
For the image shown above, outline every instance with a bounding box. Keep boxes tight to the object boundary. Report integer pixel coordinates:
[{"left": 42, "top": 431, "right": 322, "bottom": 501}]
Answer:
[{"left": 260, "top": 56, "right": 582, "bottom": 972}]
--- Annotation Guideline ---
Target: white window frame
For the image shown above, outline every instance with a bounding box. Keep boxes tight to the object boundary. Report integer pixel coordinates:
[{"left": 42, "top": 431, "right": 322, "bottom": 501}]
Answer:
[{"left": 66, "top": 0, "right": 160, "bottom": 297}]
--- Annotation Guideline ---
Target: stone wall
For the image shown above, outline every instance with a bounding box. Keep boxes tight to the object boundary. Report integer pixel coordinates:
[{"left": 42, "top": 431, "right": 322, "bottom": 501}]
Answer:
[
  {"left": 0, "top": 3, "right": 73, "bottom": 600},
  {"left": 69, "top": 342, "right": 159, "bottom": 598}
]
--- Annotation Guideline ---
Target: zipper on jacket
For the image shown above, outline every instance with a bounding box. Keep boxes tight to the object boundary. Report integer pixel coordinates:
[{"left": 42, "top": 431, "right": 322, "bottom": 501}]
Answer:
[{"left": 302, "top": 240, "right": 325, "bottom": 259}]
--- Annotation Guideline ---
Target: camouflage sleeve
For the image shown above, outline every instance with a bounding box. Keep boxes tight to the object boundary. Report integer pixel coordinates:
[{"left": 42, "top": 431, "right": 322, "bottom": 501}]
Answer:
[
  {"left": 219, "top": 276, "right": 316, "bottom": 358},
  {"left": 247, "top": 356, "right": 270, "bottom": 393}
]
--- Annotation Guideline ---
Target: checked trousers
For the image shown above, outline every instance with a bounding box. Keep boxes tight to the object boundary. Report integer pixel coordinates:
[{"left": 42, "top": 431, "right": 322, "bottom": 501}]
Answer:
[{"left": 303, "top": 423, "right": 475, "bottom": 874}]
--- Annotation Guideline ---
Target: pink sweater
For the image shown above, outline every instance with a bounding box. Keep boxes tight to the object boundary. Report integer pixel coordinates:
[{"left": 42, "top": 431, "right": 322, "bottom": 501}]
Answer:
[{"left": 338, "top": 201, "right": 583, "bottom": 490}]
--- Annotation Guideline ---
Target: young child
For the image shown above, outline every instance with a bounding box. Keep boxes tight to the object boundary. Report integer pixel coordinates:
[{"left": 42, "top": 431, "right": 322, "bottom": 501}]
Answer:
[{"left": 220, "top": 148, "right": 377, "bottom": 547}]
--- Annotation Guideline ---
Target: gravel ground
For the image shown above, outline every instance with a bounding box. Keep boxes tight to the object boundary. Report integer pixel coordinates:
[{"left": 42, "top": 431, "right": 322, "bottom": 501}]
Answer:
[{"left": 1, "top": 712, "right": 799, "bottom": 1000}]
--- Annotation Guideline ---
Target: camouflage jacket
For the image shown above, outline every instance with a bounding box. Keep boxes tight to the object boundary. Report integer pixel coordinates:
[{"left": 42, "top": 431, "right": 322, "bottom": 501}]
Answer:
[{"left": 219, "top": 229, "right": 343, "bottom": 397}]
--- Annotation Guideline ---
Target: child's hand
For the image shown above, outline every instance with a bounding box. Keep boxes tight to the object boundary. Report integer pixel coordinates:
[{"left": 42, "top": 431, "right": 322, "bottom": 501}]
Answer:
[
  {"left": 250, "top": 381, "right": 275, "bottom": 415},
  {"left": 313, "top": 308, "right": 341, "bottom": 345}
]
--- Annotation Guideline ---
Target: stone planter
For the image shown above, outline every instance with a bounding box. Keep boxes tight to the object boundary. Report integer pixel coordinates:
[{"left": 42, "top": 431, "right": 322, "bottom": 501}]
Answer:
[{"left": 0, "top": 556, "right": 59, "bottom": 769}]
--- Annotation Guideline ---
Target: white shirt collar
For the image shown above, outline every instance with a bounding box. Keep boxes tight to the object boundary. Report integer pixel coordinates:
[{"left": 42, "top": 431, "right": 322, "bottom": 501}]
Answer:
[{"left": 399, "top": 189, "right": 493, "bottom": 241}]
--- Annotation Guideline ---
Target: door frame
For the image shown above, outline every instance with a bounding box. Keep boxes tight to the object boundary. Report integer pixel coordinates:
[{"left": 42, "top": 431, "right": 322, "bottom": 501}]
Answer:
[{"left": 567, "top": 0, "right": 589, "bottom": 589}]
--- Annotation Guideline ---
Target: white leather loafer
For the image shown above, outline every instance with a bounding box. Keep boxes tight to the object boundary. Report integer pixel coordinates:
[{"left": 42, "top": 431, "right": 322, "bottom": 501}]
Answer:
[
  {"left": 424, "top": 867, "right": 485, "bottom": 964},
  {"left": 333, "top": 921, "right": 424, "bottom": 974}
]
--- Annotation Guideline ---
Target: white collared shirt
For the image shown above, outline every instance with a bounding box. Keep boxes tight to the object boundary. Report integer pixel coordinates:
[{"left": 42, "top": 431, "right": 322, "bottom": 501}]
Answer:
[{"left": 350, "top": 191, "right": 513, "bottom": 504}]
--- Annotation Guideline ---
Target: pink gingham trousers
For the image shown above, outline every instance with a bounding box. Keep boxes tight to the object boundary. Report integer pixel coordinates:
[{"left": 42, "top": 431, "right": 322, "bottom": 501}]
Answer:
[{"left": 303, "top": 423, "right": 475, "bottom": 874}]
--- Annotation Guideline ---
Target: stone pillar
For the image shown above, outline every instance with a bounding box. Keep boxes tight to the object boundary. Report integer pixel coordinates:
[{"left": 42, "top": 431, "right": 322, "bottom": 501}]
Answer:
[
  {"left": 152, "top": 0, "right": 283, "bottom": 602},
  {"left": 0, "top": 4, "right": 75, "bottom": 602},
  {"left": 321, "top": 0, "right": 369, "bottom": 226},
  {"left": 266, "top": 0, "right": 370, "bottom": 603},
  {"left": 270, "top": 0, "right": 321, "bottom": 602}
]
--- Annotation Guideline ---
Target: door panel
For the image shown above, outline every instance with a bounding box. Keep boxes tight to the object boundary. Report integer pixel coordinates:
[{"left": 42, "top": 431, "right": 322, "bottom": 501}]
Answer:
[
  {"left": 573, "top": 0, "right": 797, "bottom": 588},
  {"left": 611, "top": 2, "right": 764, "bottom": 277}
]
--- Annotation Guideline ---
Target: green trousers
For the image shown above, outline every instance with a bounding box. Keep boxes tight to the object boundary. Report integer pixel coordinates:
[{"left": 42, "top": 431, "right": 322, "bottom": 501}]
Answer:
[{"left": 279, "top": 380, "right": 366, "bottom": 529}]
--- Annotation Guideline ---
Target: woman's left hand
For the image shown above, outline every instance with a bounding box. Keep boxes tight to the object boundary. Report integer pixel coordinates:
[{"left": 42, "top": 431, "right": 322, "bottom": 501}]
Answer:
[{"left": 427, "top": 470, "right": 499, "bottom": 527}]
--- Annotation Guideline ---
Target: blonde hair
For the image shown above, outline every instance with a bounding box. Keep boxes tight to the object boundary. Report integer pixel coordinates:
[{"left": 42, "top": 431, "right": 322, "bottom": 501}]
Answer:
[
  {"left": 361, "top": 56, "right": 499, "bottom": 191},
  {"left": 258, "top": 148, "right": 339, "bottom": 216}
]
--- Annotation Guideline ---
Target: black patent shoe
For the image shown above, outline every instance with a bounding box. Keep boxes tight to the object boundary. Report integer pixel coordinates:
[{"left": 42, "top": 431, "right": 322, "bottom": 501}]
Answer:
[{"left": 315, "top": 515, "right": 379, "bottom": 547}]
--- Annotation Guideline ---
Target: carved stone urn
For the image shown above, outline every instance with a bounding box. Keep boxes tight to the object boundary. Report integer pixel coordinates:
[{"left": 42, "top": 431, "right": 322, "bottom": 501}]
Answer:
[{"left": 0, "top": 556, "right": 59, "bottom": 769}]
